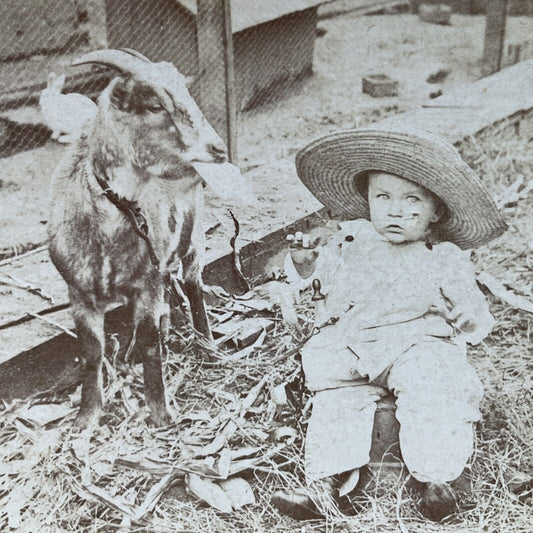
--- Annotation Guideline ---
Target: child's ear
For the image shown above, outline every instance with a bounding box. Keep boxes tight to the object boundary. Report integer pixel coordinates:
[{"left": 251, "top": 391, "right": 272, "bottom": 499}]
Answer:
[{"left": 431, "top": 201, "right": 447, "bottom": 223}]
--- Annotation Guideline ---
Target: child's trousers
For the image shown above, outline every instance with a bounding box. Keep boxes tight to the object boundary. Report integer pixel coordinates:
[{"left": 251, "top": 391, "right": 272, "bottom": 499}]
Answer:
[{"left": 302, "top": 334, "right": 484, "bottom": 485}]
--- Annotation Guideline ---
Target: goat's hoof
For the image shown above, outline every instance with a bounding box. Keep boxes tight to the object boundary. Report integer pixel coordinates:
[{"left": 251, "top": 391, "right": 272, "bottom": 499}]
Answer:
[{"left": 147, "top": 408, "right": 173, "bottom": 428}]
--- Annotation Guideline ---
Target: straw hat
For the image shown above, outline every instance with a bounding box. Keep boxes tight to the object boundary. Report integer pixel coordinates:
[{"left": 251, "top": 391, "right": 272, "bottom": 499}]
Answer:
[{"left": 295, "top": 127, "right": 507, "bottom": 249}]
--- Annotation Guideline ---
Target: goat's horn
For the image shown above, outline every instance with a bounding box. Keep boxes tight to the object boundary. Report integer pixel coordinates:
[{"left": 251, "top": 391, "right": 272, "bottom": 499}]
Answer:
[
  {"left": 72, "top": 49, "right": 150, "bottom": 77},
  {"left": 117, "top": 48, "right": 152, "bottom": 62}
]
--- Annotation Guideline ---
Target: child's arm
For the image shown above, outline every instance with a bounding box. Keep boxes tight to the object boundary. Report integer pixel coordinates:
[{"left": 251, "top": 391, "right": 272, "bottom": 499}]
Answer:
[
  {"left": 260, "top": 225, "right": 340, "bottom": 326},
  {"left": 438, "top": 244, "right": 494, "bottom": 345}
]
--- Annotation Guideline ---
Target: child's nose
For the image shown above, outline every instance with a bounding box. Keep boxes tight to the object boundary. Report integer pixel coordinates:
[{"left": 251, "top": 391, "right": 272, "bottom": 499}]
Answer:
[{"left": 388, "top": 200, "right": 405, "bottom": 217}]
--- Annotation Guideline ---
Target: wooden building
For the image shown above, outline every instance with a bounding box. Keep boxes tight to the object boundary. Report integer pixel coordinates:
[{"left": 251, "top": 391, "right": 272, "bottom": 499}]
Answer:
[{"left": 104, "top": 0, "right": 324, "bottom": 110}]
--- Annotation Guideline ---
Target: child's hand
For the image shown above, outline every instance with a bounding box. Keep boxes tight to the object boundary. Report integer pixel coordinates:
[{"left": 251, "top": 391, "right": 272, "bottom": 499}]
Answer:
[
  {"left": 449, "top": 306, "right": 477, "bottom": 333},
  {"left": 287, "top": 226, "right": 337, "bottom": 278}
]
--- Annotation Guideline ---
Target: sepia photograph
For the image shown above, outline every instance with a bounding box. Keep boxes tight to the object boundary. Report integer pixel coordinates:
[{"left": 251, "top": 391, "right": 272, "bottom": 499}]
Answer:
[{"left": 0, "top": 1, "right": 532, "bottom": 531}]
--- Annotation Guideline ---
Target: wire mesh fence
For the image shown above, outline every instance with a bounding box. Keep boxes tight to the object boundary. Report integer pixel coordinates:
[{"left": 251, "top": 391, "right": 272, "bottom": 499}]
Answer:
[
  {"left": 2, "top": 1, "right": 533, "bottom": 154},
  {"left": 0, "top": 0, "right": 339, "bottom": 258},
  {"left": 0, "top": 0, "right": 328, "bottom": 160}
]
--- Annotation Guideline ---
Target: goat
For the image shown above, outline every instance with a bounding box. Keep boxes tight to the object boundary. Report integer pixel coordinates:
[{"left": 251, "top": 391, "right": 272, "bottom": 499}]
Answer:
[{"left": 48, "top": 49, "right": 228, "bottom": 429}]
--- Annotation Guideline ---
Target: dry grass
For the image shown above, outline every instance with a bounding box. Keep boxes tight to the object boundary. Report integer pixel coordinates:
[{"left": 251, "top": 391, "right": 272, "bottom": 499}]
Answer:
[{"left": 1, "top": 131, "right": 532, "bottom": 532}]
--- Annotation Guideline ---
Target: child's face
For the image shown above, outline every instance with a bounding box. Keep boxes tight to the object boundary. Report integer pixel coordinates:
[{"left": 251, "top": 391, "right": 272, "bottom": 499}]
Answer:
[{"left": 367, "top": 172, "right": 441, "bottom": 244}]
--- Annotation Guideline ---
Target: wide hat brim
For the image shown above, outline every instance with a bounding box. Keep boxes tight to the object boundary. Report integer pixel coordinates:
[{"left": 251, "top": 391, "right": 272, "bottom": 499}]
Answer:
[{"left": 295, "top": 127, "right": 507, "bottom": 249}]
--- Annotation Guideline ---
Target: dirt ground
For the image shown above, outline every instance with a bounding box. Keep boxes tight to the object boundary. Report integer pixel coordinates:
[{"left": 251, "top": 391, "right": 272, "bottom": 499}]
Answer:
[{"left": 2, "top": 12, "right": 532, "bottom": 260}]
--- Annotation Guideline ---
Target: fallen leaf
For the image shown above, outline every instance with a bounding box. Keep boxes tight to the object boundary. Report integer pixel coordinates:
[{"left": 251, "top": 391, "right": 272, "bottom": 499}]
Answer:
[
  {"left": 197, "top": 436, "right": 225, "bottom": 459},
  {"left": 224, "top": 328, "right": 267, "bottom": 361},
  {"left": 220, "top": 477, "right": 256, "bottom": 508},
  {"left": 186, "top": 473, "right": 233, "bottom": 513},
  {"left": 270, "top": 426, "right": 298, "bottom": 444},
  {"left": 270, "top": 383, "right": 288, "bottom": 405},
  {"left": 17, "top": 403, "right": 76, "bottom": 427},
  {"left": 338, "top": 468, "right": 360, "bottom": 497},
  {"left": 228, "top": 444, "right": 286, "bottom": 476},
  {"left": 233, "top": 298, "right": 273, "bottom": 312},
  {"left": 215, "top": 447, "right": 232, "bottom": 479},
  {"left": 229, "top": 446, "right": 262, "bottom": 460},
  {"left": 134, "top": 473, "right": 178, "bottom": 520},
  {"left": 69, "top": 477, "right": 135, "bottom": 518},
  {"left": 477, "top": 271, "right": 533, "bottom": 313},
  {"left": 241, "top": 376, "right": 268, "bottom": 413}
]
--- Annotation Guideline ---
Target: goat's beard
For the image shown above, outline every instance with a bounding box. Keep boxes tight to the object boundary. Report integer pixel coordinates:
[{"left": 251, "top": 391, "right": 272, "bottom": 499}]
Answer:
[{"left": 191, "top": 161, "right": 257, "bottom": 206}]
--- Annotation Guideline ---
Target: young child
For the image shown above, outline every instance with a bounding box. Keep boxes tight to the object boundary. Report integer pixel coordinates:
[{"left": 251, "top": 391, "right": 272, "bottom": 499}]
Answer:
[{"left": 272, "top": 127, "right": 507, "bottom": 521}]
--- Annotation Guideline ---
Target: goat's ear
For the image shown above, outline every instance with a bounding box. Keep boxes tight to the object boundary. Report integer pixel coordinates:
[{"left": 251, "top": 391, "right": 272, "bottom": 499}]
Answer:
[
  {"left": 109, "top": 78, "right": 164, "bottom": 114},
  {"left": 109, "top": 78, "right": 133, "bottom": 112}
]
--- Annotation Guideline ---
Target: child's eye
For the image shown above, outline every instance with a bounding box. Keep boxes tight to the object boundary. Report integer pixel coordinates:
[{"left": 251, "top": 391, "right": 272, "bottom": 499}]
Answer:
[
  {"left": 377, "top": 193, "right": 389, "bottom": 200},
  {"left": 407, "top": 196, "right": 420, "bottom": 203}
]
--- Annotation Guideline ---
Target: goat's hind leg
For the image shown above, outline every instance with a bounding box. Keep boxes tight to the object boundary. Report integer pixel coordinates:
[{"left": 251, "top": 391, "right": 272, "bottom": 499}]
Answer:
[{"left": 71, "top": 298, "right": 105, "bottom": 429}]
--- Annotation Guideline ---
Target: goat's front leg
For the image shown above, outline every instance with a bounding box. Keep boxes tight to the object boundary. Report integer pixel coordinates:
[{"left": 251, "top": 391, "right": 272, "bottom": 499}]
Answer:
[
  {"left": 71, "top": 296, "right": 105, "bottom": 429},
  {"left": 134, "top": 289, "right": 172, "bottom": 427},
  {"left": 182, "top": 249, "right": 212, "bottom": 341}
]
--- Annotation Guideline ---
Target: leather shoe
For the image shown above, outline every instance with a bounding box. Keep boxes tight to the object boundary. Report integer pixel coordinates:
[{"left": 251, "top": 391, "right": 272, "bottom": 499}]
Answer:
[
  {"left": 421, "top": 482, "right": 458, "bottom": 521},
  {"left": 271, "top": 488, "right": 324, "bottom": 520}
]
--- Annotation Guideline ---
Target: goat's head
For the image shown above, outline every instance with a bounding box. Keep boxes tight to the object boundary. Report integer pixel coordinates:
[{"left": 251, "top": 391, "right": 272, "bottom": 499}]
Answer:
[{"left": 73, "top": 49, "right": 228, "bottom": 176}]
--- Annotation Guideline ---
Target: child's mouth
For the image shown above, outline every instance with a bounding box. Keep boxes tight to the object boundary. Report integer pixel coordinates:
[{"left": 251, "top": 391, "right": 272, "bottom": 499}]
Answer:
[{"left": 386, "top": 224, "right": 403, "bottom": 233}]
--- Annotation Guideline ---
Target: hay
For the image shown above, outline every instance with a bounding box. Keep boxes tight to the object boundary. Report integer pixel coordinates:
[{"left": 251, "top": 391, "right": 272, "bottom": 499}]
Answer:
[{"left": 1, "top": 131, "right": 532, "bottom": 532}]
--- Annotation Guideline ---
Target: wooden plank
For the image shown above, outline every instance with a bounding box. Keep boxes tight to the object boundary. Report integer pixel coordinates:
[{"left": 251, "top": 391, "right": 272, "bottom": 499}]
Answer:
[
  {"left": 376, "top": 59, "right": 533, "bottom": 143},
  {"left": 482, "top": 0, "right": 508, "bottom": 76},
  {"left": 0, "top": 0, "right": 79, "bottom": 61},
  {"left": 180, "top": 0, "right": 327, "bottom": 33},
  {"left": 86, "top": 0, "right": 109, "bottom": 49},
  {"left": 196, "top": 0, "right": 238, "bottom": 162},
  {"left": 319, "top": 0, "right": 408, "bottom": 19},
  {"left": 0, "top": 209, "right": 329, "bottom": 400}
]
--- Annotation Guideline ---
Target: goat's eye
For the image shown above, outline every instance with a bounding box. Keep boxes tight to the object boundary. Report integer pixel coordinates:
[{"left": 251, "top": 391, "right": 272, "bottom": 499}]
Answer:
[{"left": 146, "top": 103, "right": 164, "bottom": 113}]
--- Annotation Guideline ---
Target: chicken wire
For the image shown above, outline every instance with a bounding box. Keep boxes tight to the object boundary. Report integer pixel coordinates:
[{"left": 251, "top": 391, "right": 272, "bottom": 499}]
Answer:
[{"left": 0, "top": 0, "right": 325, "bottom": 160}]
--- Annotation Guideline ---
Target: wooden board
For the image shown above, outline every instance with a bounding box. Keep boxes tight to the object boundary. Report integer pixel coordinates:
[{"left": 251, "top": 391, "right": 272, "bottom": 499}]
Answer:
[
  {"left": 376, "top": 59, "right": 533, "bottom": 143},
  {"left": 482, "top": 0, "right": 508, "bottom": 76},
  {"left": 196, "top": 0, "right": 238, "bottom": 161}
]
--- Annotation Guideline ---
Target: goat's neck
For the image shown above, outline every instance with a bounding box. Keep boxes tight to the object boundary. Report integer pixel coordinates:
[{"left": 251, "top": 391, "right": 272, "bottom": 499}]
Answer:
[{"left": 99, "top": 165, "right": 145, "bottom": 202}]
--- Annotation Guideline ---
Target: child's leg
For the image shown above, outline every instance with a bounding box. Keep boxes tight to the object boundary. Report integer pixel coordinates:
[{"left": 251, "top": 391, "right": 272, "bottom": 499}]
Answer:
[
  {"left": 301, "top": 327, "right": 365, "bottom": 391},
  {"left": 387, "top": 340, "right": 483, "bottom": 485},
  {"left": 305, "top": 386, "right": 383, "bottom": 483},
  {"left": 301, "top": 334, "right": 385, "bottom": 482}
]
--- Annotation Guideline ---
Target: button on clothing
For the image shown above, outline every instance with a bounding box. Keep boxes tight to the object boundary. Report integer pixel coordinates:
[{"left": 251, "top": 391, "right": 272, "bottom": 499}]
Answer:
[{"left": 291, "top": 220, "right": 492, "bottom": 484}]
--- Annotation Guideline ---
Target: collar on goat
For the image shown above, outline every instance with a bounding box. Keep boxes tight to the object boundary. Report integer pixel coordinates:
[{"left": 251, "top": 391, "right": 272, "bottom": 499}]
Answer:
[{"left": 93, "top": 170, "right": 160, "bottom": 269}]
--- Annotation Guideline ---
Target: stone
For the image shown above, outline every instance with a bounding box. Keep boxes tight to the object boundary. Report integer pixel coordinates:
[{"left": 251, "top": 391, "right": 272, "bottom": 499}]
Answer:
[{"left": 362, "top": 74, "right": 399, "bottom": 97}]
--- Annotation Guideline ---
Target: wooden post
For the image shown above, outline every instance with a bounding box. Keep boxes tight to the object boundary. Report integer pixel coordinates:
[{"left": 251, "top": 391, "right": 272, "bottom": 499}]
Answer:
[
  {"left": 196, "top": 0, "right": 238, "bottom": 163},
  {"left": 86, "top": 0, "right": 109, "bottom": 49},
  {"left": 482, "top": 0, "right": 508, "bottom": 76}
]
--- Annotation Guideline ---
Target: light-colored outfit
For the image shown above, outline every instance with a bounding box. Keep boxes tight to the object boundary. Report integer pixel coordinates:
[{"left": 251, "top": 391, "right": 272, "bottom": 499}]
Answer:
[{"left": 291, "top": 220, "right": 493, "bottom": 485}]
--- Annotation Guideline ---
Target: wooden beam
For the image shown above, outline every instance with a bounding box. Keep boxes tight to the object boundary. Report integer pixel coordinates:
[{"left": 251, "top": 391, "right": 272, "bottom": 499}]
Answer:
[
  {"left": 196, "top": 0, "right": 238, "bottom": 163},
  {"left": 482, "top": 0, "right": 508, "bottom": 76},
  {"left": 86, "top": 0, "right": 109, "bottom": 49}
]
